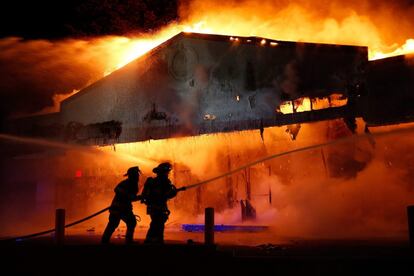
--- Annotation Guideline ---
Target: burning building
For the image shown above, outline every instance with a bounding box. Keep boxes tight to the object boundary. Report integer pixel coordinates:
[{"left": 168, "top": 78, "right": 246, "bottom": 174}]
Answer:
[
  {"left": 8, "top": 32, "right": 369, "bottom": 144},
  {"left": 2, "top": 32, "right": 414, "bottom": 242}
]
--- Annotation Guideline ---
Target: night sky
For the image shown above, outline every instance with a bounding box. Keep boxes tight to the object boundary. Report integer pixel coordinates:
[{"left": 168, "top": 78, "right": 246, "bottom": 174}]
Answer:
[
  {"left": 2, "top": 0, "right": 413, "bottom": 40},
  {"left": 0, "top": 0, "right": 179, "bottom": 39}
]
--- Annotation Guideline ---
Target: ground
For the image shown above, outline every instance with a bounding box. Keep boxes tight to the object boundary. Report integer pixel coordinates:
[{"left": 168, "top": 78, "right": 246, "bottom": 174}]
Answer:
[{"left": 1, "top": 235, "right": 413, "bottom": 275}]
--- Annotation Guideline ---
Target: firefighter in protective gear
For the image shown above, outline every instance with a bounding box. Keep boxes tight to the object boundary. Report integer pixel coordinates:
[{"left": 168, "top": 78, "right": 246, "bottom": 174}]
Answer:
[
  {"left": 141, "top": 162, "right": 185, "bottom": 244},
  {"left": 101, "top": 166, "right": 142, "bottom": 244}
]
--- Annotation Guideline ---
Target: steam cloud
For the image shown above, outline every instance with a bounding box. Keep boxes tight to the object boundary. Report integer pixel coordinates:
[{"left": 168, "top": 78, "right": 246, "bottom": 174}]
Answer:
[{"left": 1, "top": 121, "right": 414, "bottom": 242}]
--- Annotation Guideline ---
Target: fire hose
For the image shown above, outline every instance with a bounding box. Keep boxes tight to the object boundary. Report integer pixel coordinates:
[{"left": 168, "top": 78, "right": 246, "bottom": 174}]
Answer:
[
  {"left": 1, "top": 125, "right": 412, "bottom": 242},
  {"left": 1, "top": 207, "right": 109, "bottom": 242}
]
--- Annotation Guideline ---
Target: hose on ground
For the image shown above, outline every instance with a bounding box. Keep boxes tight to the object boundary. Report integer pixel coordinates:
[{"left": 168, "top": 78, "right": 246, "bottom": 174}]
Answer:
[{"left": 0, "top": 207, "right": 109, "bottom": 242}]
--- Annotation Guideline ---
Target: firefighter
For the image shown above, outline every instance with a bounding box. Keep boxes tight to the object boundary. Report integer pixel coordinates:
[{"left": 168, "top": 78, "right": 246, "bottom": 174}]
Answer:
[
  {"left": 141, "top": 162, "right": 185, "bottom": 244},
  {"left": 101, "top": 166, "right": 142, "bottom": 244}
]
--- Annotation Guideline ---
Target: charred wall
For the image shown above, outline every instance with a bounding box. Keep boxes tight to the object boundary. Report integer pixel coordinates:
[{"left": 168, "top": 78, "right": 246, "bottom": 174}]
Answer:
[{"left": 365, "top": 55, "right": 414, "bottom": 125}]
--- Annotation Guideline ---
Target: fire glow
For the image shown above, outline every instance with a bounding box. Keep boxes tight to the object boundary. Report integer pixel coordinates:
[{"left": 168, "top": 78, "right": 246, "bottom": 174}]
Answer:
[
  {"left": 96, "top": 0, "right": 414, "bottom": 80},
  {"left": 277, "top": 94, "right": 348, "bottom": 114},
  {"left": 2, "top": 1, "right": 414, "bottom": 244},
  {"left": 3, "top": 0, "right": 413, "bottom": 117},
  {"left": 89, "top": 121, "right": 414, "bottom": 240},
  {"left": 103, "top": 31, "right": 414, "bottom": 79}
]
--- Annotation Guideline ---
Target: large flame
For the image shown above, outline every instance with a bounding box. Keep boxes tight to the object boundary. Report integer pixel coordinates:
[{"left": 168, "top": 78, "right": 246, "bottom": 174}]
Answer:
[
  {"left": 104, "top": 26, "right": 414, "bottom": 78},
  {"left": 100, "top": 0, "right": 414, "bottom": 77},
  {"left": 6, "top": 0, "right": 412, "bottom": 116},
  {"left": 2, "top": 1, "right": 414, "bottom": 242}
]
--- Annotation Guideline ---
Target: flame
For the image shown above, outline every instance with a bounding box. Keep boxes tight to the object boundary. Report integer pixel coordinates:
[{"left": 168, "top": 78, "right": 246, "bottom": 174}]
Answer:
[
  {"left": 81, "top": 1, "right": 414, "bottom": 80},
  {"left": 277, "top": 101, "right": 294, "bottom": 114},
  {"left": 102, "top": 26, "right": 186, "bottom": 76},
  {"left": 277, "top": 94, "right": 348, "bottom": 115},
  {"left": 90, "top": 121, "right": 414, "bottom": 239},
  {"left": 4, "top": 1, "right": 414, "bottom": 240},
  {"left": 370, "top": 39, "right": 414, "bottom": 60},
  {"left": 295, "top": 98, "right": 312, "bottom": 113},
  {"left": 13, "top": 0, "right": 410, "bottom": 109},
  {"left": 100, "top": 22, "right": 414, "bottom": 79}
]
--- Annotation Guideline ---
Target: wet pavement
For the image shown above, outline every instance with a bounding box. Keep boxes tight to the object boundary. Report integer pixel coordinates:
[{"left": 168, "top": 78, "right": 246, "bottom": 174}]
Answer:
[{"left": 1, "top": 235, "right": 413, "bottom": 275}]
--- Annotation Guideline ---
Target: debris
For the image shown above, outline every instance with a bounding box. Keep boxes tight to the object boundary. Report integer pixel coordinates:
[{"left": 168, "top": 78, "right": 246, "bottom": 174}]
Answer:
[
  {"left": 285, "top": 124, "right": 301, "bottom": 140},
  {"left": 143, "top": 103, "right": 168, "bottom": 122},
  {"left": 241, "top": 199, "right": 256, "bottom": 221},
  {"left": 256, "top": 243, "right": 285, "bottom": 252},
  {"left": 204, "top": 114, "right": 216, "bottom": 120},
  {"left": 260, "top": 119, "right": 264, "bottom": 141}
]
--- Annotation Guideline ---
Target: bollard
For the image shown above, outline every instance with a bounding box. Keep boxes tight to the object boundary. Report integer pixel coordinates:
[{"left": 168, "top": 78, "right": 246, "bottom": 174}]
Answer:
[
  {"left": 55, "top": 209, "right": 65, "bottom": 245},
  {"left": 408, "top": 205, "right": 414, "bottom": 248},
  {"left": 205, "top": 207, "right": 214, "bottom": 246}
]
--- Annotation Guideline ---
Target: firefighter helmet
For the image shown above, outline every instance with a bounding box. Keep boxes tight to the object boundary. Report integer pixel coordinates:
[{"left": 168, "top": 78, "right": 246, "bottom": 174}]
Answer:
[
  {"left": 124, "top": 166, "right": 141, "bottom": 177},
  {"left": 152, "top": 162, "right": 172, "bottom": 174}
]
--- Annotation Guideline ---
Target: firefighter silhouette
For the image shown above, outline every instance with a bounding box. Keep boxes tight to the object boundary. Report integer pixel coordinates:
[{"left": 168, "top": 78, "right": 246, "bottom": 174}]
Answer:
[
  {"left": 101, "top": 166, "right": 142, "bottom": 244},
  {"left": 141, "top": 162, "right": 185, "bottom": 244}
]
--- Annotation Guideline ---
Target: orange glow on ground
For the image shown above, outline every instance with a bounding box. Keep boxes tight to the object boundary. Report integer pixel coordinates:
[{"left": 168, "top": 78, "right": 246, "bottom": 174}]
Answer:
[{"left": 2, "top": 122, "right": 414, "bottom": 242}]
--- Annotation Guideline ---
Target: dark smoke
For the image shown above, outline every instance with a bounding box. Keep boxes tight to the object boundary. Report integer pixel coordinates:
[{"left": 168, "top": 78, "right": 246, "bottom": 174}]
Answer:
[{"left": 0, "top": 37, "right": 105, "bottom": 120}]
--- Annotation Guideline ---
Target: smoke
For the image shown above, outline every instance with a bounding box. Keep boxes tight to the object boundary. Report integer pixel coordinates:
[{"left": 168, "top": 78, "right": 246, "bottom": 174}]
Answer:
[
  {"left": 0, "top": 32, "right": 172, "bottom": 119},
  {"left": 280, "top": 61, "right": 300, "bottom": 99},
  {"left": 181, "top": 123, "right": 413, "bottom": 241},
  {"left": 1, "top": 121, "right": 414, "bottom": 243},
  {"left": 0, "top": 37, "right": 105, "bottom": 118},
  {"left": 99, "top": 121, "right": 414, "bottom": 241}
]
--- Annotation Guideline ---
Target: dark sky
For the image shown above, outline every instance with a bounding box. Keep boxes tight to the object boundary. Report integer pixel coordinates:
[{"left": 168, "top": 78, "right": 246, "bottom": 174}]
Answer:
[
  {"left": 1, "top": 0, "right": 414, "bottom": 39},
  {"left": 0, "top": 0, "right": 179, "bottom": 39}
]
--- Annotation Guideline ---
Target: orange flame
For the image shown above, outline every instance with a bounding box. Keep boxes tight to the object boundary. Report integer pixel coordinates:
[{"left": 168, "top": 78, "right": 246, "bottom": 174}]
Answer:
[
  {"left": 102, "top": 21, "right": 414, "bottom": 78},
  {"left": 43, "top": 1, "right": 414, "bottom": 104},
  {"left": 277, "top": 94, "right": 348, "bottom": 115},
  {"left": 370, "top": 38, "right": 414, "bottom": 60}
]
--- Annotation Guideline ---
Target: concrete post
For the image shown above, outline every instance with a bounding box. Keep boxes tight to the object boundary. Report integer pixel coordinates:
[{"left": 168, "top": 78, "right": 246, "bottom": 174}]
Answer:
[
  {"left": 55, "top": 208, "right": 65, "bottom": 245},
  {"left": 205, "top": 207, "right": 214, "bottom": 246},
  {"left": 408, "top": 205, "right": 414, "bottom": 248}
]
